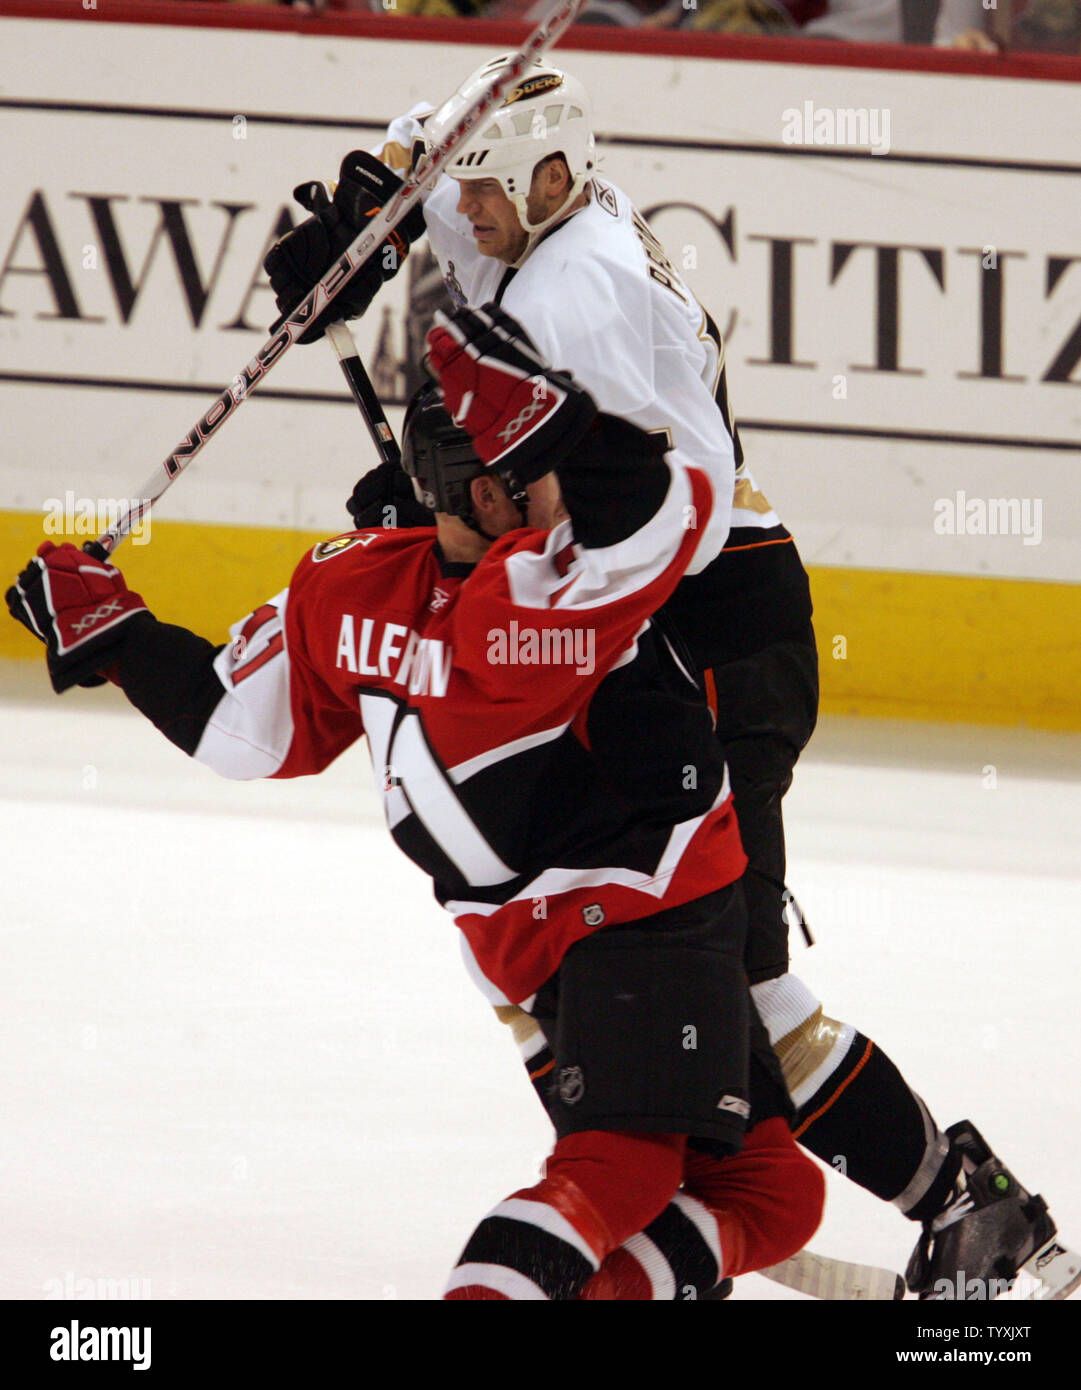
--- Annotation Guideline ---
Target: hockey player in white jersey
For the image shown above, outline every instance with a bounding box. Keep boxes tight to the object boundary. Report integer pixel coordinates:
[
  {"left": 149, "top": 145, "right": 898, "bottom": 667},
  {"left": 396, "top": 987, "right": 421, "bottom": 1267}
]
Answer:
[
  {"left": 261, "top": 57, "right": 1077, "bottom": 1300},
  {"left": 406, "top": 56, "right": 764, "bottom": 574}
]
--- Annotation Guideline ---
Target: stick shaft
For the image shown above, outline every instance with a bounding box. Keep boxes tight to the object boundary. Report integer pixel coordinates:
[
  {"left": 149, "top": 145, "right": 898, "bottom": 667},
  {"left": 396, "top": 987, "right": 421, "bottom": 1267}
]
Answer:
[
  {"left": 325, "top": 321, "right": 400, "bottom": 468},
  {"left": 91, "top": 0, "right": 586, "bottom": 556}
]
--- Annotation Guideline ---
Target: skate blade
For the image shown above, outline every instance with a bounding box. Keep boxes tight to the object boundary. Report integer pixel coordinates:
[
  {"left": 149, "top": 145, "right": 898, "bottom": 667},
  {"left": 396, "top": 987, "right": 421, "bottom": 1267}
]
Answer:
[{"left": 996, "top": 1239, "right": 1081, "bottom": 1302}]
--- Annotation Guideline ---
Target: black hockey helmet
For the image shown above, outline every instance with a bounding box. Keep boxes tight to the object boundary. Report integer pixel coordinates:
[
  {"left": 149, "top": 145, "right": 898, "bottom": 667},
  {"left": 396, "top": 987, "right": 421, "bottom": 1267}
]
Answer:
[{"left": 400, "top": 382, "right": 485, "bottom": 520}]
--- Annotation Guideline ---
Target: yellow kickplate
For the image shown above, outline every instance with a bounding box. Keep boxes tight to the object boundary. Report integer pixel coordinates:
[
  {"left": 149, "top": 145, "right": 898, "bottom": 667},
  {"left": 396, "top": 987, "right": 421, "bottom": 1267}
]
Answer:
[{"left": 2, "top": 510, "right": 1078, "bottom": 730}]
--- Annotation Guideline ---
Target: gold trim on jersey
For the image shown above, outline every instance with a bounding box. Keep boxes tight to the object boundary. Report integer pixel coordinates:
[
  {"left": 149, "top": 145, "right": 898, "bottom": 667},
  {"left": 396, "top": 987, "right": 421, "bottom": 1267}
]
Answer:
[
  {"left": 379, "top": 141, "right": 414, "bottom": 174},
  {"left": 772, "top": 1006, "right": 849, "bottom": 1094},
  {"left": 733, "top": 476, "right": 775, "bottom": 516},
  {"left": 494, "top": 1003, "right": 543, "bottom": 1050}
]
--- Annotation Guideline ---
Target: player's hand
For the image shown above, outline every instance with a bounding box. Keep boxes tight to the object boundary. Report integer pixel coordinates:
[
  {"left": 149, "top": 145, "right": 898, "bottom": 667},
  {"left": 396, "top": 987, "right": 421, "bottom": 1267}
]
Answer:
[
  {"left": 425, "top": 303, "right": 597, "bottom": 485},
  {"left": 5, "top": 542, "right": 150, "bottom": 693},
  {"left": 264, "top": 150, "right": 426, "bottom": 345},
  {"left": 346, "top": 459, "right": 433, "bottom": 531}
]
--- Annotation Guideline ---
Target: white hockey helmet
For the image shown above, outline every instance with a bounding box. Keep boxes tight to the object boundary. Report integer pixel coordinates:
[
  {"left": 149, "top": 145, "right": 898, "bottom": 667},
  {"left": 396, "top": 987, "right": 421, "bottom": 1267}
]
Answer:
[{"left": 425, "top": 56, "right": 596, "bottom": 234}]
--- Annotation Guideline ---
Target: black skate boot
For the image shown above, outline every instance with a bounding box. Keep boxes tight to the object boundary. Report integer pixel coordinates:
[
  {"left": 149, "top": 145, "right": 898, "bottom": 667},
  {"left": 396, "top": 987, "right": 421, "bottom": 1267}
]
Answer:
[{"left": 906, "top": 1120, "right": 1079, "bottom": 1300}]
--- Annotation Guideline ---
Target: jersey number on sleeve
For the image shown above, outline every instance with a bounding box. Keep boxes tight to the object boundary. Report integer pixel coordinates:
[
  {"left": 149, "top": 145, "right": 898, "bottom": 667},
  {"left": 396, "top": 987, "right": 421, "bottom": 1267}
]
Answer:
[{"left": 231, "top": 603, "right": 284, "bottom": 686}]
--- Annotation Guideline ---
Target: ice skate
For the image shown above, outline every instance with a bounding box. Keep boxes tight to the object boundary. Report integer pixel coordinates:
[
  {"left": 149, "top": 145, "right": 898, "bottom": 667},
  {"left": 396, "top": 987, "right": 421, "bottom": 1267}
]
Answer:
[{"left": 906, "top": 1120, "right": 1080, "bottom": 1301}]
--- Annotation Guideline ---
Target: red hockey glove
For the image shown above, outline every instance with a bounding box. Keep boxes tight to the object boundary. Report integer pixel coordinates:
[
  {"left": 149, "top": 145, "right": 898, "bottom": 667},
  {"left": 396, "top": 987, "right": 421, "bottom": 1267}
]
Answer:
[
  {"left": 6, "top": 542, "right": 149, "bottom": 693},
  {"left": 425, "top": 304, "right": 597, "bottom": 485}
]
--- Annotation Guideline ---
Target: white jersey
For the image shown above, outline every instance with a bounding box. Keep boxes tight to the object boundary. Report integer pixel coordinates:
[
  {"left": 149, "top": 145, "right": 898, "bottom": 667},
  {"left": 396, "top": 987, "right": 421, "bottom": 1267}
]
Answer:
[
  {"left": 380, "top": 106, "right": 781, "bottom": 571},
  {"left": 423, "top": 175, "right": 782, "bottom": 572}
]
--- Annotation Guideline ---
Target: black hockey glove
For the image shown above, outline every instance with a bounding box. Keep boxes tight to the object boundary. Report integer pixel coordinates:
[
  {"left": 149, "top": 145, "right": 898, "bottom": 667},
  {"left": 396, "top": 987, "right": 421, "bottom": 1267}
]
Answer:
[
  {"left": 6, "top": 541, "right": 151, "bottom": 693},
  {"left": 425, "top": 303, "right": 597, "bottom": 487},
  {"left": 264, "top": 150, "right": 426, "bottom": 345},
  {"left": 347, "top": 459, "right": 433, "bottom": 531}
]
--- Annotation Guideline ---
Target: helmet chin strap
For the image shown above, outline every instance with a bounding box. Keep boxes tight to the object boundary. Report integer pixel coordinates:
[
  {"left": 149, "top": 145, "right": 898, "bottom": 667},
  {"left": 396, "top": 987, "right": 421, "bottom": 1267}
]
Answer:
[
  {"left": 463, "top": 517, "right": 502, "bottom": 543},
  {"left": 510, "top": 175, "right": 589, "bottom": 258}
]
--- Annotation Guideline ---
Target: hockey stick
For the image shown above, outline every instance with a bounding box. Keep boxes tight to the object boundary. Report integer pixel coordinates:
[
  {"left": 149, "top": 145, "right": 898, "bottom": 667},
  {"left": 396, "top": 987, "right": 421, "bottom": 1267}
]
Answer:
[
  {"left": 760, "top": 1250, "right": 905, "bottom": 1300},
  {"left": 86, "top": 0, "right": 586, "bottom": 559},
  {"left": 325, "top": 320, "right": 401, "bottom": 468},
  {"left": 761, "top": 1236, "right": 1081, "bottom": 1300}
]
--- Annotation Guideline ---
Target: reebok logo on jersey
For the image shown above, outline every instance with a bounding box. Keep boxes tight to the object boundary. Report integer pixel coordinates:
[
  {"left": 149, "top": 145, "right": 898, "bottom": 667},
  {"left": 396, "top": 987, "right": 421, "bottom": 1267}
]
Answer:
[{"left": 336, "top": 614, "right": 452, "bottom": 698}]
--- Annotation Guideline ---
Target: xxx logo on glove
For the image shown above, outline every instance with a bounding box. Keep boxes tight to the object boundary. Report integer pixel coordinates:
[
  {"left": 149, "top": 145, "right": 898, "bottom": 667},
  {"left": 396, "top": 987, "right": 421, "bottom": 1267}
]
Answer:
[{"left": 70, "top": 599, "right": 124, "bottom": 634}]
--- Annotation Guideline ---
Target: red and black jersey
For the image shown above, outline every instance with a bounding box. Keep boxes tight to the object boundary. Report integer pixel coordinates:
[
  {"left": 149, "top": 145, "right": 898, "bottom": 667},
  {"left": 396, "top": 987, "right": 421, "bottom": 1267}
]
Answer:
[{"left": 114, "top": 421, "right": 746, "bottom": 1006}]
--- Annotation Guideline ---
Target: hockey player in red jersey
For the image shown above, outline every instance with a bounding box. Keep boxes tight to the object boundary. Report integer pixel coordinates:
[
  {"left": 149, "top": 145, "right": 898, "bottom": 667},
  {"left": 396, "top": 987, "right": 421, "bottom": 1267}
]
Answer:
[
  {"left": 7, "top": 305, "right": 823, "bottom": 1300},
  {"left": 261, "top": 57, "right": 1077, "bottom": 1299}
]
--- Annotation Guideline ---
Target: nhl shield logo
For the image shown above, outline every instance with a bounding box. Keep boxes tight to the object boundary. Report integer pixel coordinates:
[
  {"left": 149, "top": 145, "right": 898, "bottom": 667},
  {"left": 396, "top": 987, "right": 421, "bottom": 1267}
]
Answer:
[
  {"left": 557, "top": 1066, "right": 585, "bottom": 1105},
  {"left": 582, "top": 903, "right": 605, "bottom": 927}
]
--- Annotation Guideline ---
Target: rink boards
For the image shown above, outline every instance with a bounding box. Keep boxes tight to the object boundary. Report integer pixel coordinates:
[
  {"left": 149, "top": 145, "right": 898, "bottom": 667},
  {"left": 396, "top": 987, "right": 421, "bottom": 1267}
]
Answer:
[{"left": 1, "top": 5, "right": 1080, "bottom": 727}]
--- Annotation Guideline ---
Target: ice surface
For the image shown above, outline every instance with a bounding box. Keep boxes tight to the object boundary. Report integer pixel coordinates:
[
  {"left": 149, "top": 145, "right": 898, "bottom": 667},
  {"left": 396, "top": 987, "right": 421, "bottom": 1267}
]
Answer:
[{"left": 1, "top": 663, "right": 1078, "bottom": 1301}]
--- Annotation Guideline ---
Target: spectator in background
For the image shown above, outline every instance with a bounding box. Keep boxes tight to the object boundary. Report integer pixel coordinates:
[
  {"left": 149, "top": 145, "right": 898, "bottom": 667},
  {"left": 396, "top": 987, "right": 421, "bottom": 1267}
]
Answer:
[
  {"left": 488, "top": 0, "right": 994, "bottom": 41},
  {"left": 364, "top": 0, "right": 488, "bottom": 13},
  {"left": 571, "top": 0, "right": 698, "bottom": 25},
  {"left": 209, "top": 0, "right": 1081, "bottom": 55},
  {"left": 343, "top": 0, "right": 488, "bottom": 13},
  {"left": 680, "top": 0, "right": 796, "bottom": 31},
  {"left": 782, "top": 0, "right": 1081, "bottom": 50},
  {"left": 716, "top": 0, "right": 962, "bottom": 39},
  {"left": 205, "top": 1, "right": 490, "bottom": 12},
  {"left": 776, "top": 1, "right": 1002, "bottom": 44},
  {"left": 209, "top": 0, "right": 330, "bottom": 11},
  {"left": 1013, "top": 0, "right": 1081, "bottom": 50},
  {"left": 487, "top": 0, "right": 796, "bottom": 27}
]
